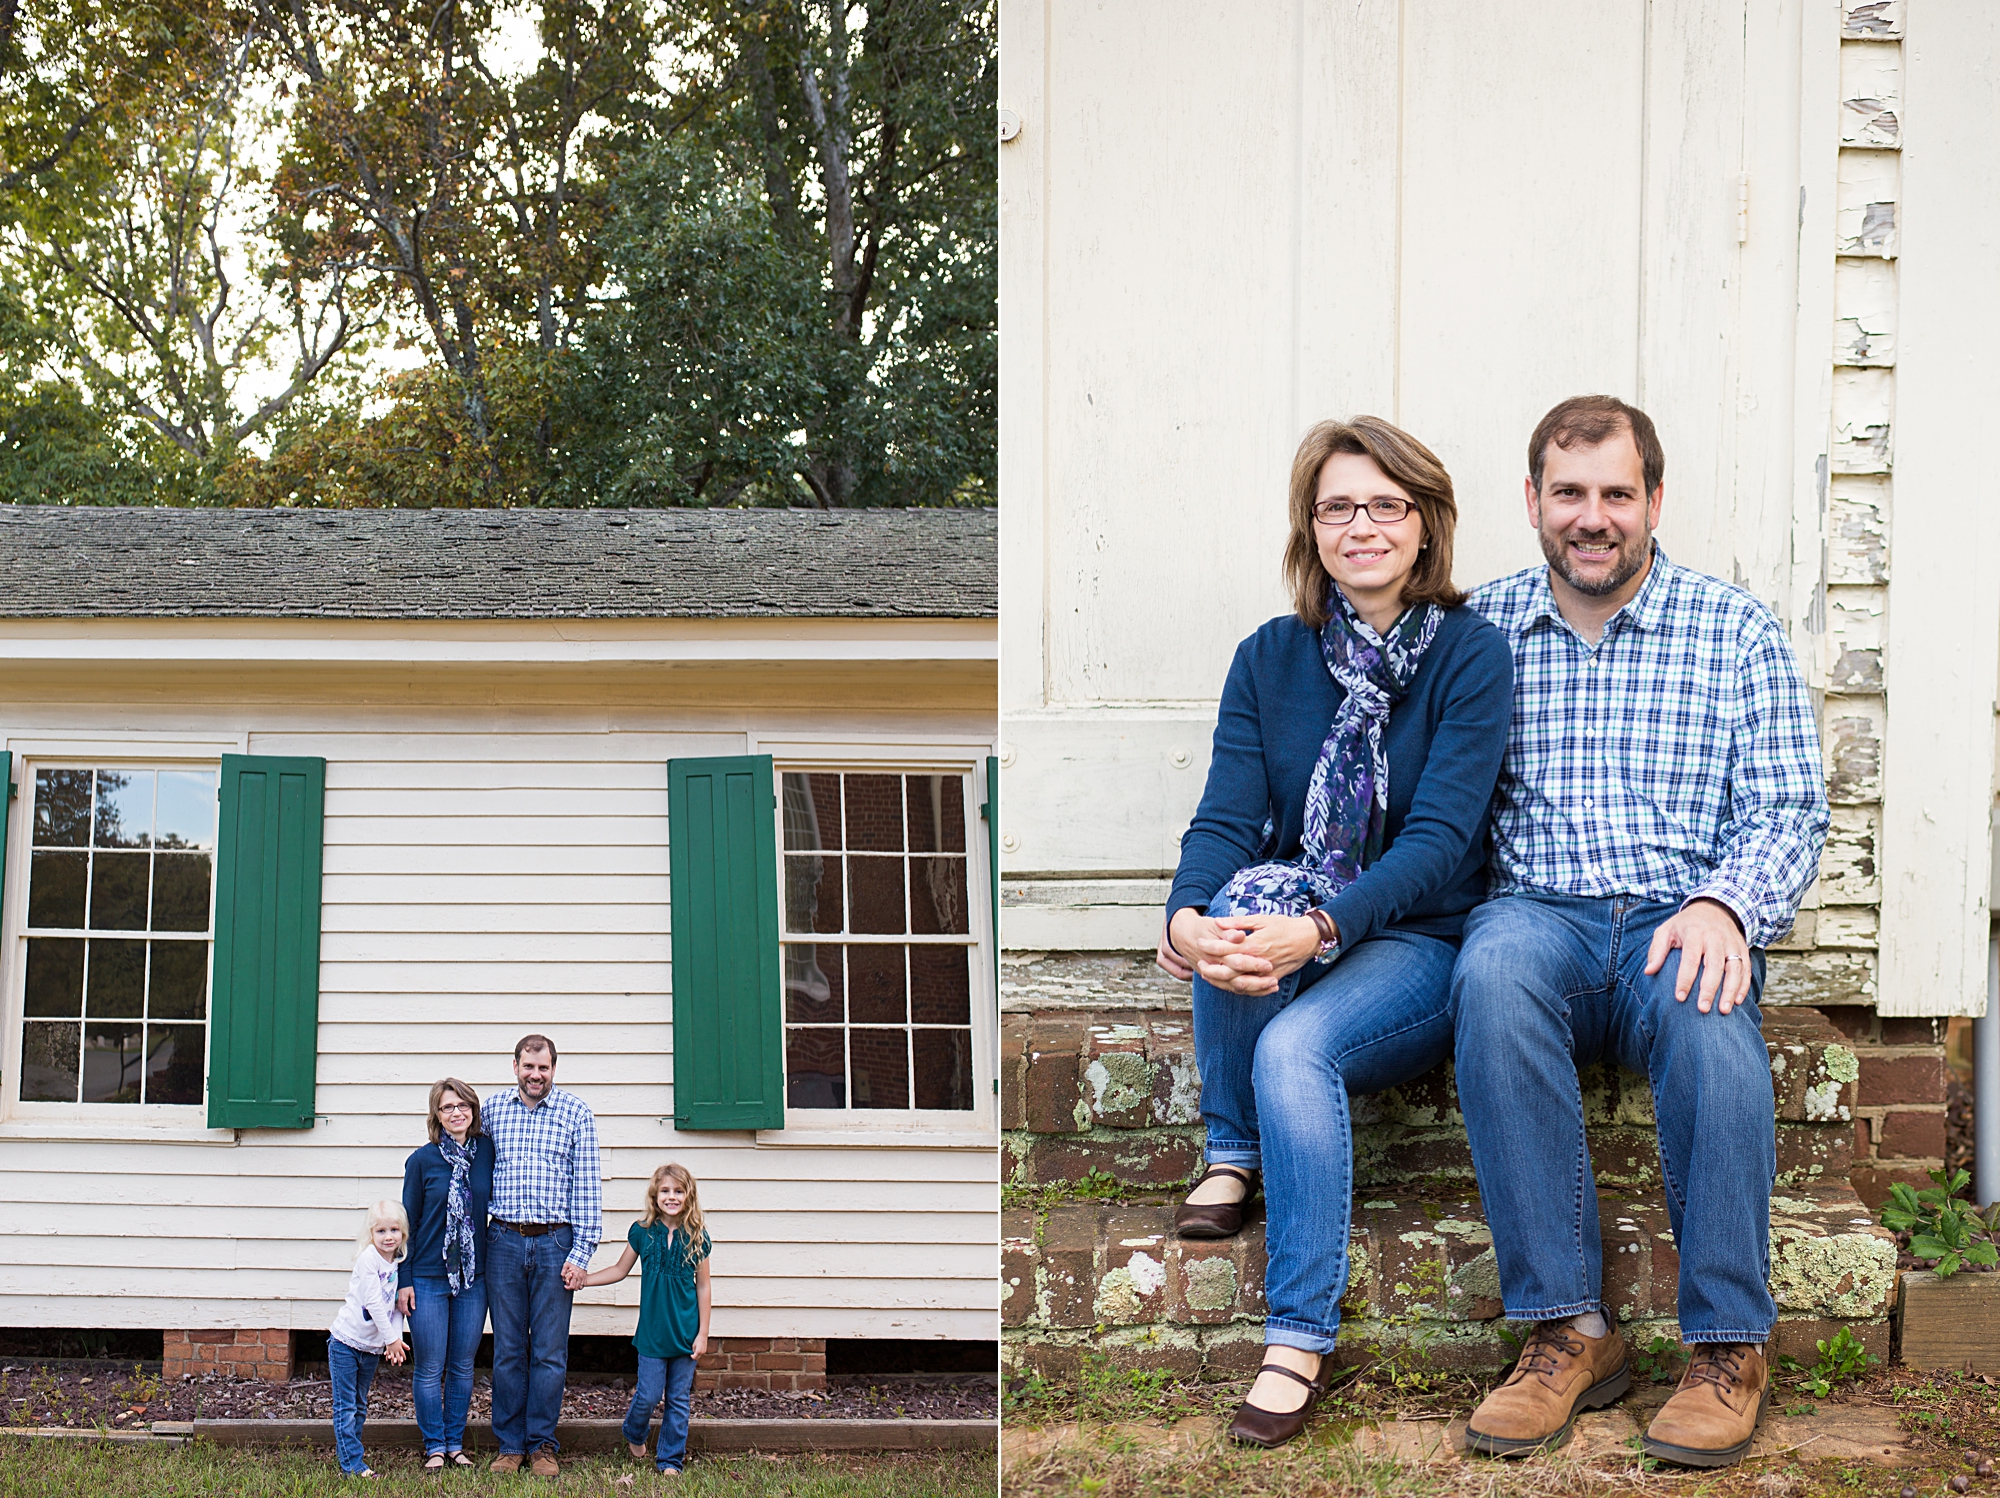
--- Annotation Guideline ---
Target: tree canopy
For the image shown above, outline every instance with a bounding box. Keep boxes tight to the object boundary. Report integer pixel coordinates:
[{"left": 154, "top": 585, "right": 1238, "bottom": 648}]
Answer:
[{"left": 0, "top": 0, "right": 995, "bottom": 507}]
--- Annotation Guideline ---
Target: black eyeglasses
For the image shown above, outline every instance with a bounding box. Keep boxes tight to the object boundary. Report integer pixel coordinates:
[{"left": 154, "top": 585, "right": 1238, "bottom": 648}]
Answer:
[{"left": 1313, "top": 497, "right": 1413, "bottom": 525}]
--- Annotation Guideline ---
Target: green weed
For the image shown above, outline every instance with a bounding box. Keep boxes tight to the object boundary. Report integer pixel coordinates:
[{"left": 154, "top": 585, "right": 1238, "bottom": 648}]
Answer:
[{"left": 1778, "top": 1325, "right": 1879, "bottom": 1399}]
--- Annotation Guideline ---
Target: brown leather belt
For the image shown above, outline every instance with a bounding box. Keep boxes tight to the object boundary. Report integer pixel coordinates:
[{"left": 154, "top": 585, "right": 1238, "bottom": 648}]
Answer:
[{"left": 491, "top": 1219, "right": 566, "bottom": 1237}]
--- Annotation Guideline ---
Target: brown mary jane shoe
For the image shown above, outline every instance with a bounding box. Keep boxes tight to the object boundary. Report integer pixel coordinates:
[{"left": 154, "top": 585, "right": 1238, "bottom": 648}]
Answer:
[
  {"left": 1227, "top": 1358, "right": 1327, "bottom": 1447},
  {"left": 1173, "top": 1165, "right": 1256, "bottom": 1238}
]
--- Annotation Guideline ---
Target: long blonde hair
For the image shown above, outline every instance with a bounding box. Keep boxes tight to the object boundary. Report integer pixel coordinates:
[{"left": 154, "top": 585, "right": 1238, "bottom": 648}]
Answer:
[
  {"left": 359, "top": 1199, "right": 410, "bottom": 1261},
  {"left": 641, "top": 1163, "right": 707, "bottom": 1265}
]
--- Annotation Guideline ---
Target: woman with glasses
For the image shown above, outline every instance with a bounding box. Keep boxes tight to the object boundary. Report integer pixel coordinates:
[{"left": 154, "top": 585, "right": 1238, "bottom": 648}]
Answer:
[
  {"left": 1156, "top": 417, "right": 1512, "bottom": 1447},
  {"left": 395, "top": 1078, "right": 496, "bottom": 1468}
]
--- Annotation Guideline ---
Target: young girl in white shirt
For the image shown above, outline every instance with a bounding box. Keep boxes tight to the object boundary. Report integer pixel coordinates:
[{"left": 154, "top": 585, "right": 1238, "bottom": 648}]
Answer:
[{"left": 329, "top": 1201, "right": 411, "bottom": 1477}]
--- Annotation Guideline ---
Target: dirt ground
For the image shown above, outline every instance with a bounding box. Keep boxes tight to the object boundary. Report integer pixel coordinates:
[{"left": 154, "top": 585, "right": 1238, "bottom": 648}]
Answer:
[
  {"left": 0, "top": 1358, "right": 995, "bottom": 1429},
  {"left": 1002, "top": 1363, "right": 2000, "bottom": 1497}
]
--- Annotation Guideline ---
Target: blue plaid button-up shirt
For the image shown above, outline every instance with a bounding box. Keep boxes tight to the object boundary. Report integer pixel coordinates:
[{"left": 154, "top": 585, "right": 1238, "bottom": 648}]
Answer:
[
  {"left": 484, "top": 1086, "right": 602, "bottom": 1272},
  {"left": 1468, "top": 546, "right": 1828, "bottom": 949}
]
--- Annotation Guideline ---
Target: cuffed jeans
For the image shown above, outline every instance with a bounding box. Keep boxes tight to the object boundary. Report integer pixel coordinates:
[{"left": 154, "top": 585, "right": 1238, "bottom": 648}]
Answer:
[
  {"left": 622, "top": 1354, "right": 698, "bottom": 1471},
  {"left": 409, "top": 1275, "right": 488, "bottom": 1457},
  {"left": 1190, "top": 927, "right": 1459, "bottom": 1354},
  {"left": 1452, "top": 893, "right": 1775, "bottom": 1343},
  {"left": 327, "top": 1336, "right": 380, "bottom": 1474},
  {"left": 487, "top": 1224, "right": 574, "bottom": 1455}
]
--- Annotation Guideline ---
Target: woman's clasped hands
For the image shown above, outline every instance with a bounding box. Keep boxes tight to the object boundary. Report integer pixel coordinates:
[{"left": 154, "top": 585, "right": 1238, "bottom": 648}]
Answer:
[{"left": 1159, "top": 908, "right": 1324, "bottom": 994}]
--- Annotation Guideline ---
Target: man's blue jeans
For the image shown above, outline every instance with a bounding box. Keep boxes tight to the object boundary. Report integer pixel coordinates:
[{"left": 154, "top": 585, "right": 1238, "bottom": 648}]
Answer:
[
  {"left": 327, "top": 1335, "right": 380, "bottom": 1474},
  {"left": 1190, "top": 927, "right": 1459, "bottom": 1353},
  {"left": 1452, "top": 893, "right": 1775, "bottom": 1343},
  {"left": 622, "top": 1354, "right": 698, "bottom": 1471},
  {"left": 408, "top": 1275, "right": 488, "bottom": 1457},
  {"left": 487, "top": 1224, "right": 574, "bottom": 1455}
]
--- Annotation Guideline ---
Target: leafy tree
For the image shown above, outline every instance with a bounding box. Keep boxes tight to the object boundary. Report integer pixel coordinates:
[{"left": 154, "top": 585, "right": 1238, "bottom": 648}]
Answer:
[
  {"left": 566, "top": 0, "right": 995, "bottom": 508},
  {"left": 252, "top": 0, "right": 660, "bottom": 488}
]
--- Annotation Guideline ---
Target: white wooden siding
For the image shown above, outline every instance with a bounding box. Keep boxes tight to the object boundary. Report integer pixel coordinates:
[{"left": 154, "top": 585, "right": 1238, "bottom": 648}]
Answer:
[{"left": 0, "top": 664, "right": 997, "bottom": 1339}]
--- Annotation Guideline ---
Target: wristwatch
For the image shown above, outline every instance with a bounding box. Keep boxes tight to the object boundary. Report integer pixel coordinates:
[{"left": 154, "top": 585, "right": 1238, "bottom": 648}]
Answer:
[{"left": 1307, "top": 907, "right": 1342, "bottom": 964}]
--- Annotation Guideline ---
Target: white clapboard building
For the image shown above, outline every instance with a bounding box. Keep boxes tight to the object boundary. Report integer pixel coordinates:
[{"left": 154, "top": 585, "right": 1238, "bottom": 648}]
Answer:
[{"left": 0, "top": 504, "right": 997, "bottom": 1380}]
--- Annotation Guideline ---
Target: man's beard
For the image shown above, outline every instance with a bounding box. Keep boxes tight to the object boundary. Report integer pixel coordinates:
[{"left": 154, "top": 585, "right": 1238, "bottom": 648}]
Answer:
[{"left": 1539, "top": 524, "right": 1650, "bottom": 598}]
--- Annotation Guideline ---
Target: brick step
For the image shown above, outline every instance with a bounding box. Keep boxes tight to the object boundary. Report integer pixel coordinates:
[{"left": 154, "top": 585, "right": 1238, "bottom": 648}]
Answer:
[
  {"left": 1002, "top": 1008, "right": 1859, "bottom": 1194},
  {"left": 1000, "top": 1180, "right": 1898, "bottom": 1381}
]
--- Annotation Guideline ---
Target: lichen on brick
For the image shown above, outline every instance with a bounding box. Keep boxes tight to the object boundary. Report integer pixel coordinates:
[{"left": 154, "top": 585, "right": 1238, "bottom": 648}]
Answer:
[
  {"left": 1085, "top": 1051, "right": 1154, "bottom": 1119},
  {"left": 1768, "top": 1225, "right": 1896, "bottom": 1316},
  {"left": 1095, "top": 1251, "right": 1166, "bottom": 1322},
  {"left": 1804, "top": 1080, "right": 1850, "bottom": 1121},
  {"left": 1183, "top": 1255, "right": 1238, "bottom": 1312},
  {"left": 1821, "top": 1043, "right": 1860, "bottom": 1085},
  {"left": 1157, "top": 1057, "right": 1202, "bottom": 1125}
]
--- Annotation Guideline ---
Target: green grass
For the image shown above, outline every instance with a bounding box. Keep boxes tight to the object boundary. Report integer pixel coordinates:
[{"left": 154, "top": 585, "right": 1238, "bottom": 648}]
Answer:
[{"left": 0, "top": 1437, "right": 994, "bottom": 1497}]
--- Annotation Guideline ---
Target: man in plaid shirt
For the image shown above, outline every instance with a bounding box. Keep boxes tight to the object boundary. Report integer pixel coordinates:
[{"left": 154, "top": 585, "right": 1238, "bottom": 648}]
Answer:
[
  {"left": 483, "top": 1034, "right": 602, "bottom": 1476},
  {"left": 1456, "top": 397, "right": 1828, "bottom": 1469}
]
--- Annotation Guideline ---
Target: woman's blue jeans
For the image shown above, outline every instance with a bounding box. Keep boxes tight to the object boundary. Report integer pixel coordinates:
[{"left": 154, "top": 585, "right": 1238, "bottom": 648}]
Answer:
[
  {"left": 1190, "top": 926, "right": 1459, "bottom": 1354},
  {"left": 622, "top": 1355, "right": 698, "bottom": 1471},
  {"left": 408, "top": 1275, "right": 488, "bottom": 1456},
  {"left": 1451, "top": 893, "right": 1775, "bottom": 1343},
  {"left": 327, "top": 1336, "right": 380, "bottom": 1474}
]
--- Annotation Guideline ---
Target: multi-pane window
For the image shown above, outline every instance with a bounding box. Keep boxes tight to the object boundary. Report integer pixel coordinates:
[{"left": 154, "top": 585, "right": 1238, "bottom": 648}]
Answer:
[
  {"left": 19, "top": 767, "right": 218, "bottom": 1105},
  {"left": 780, "top": 771, "right": 976, "bottom": 1111}
]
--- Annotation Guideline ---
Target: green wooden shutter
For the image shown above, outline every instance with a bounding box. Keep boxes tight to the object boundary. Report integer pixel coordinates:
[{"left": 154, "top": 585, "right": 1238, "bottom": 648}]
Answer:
[
  {"left": 982, "top": 755, "right": 999, "bottom": 952},
  {"left": 209, "top": 754, "right": 326, "bottom": 1129},
  {"left": 669, "top": 755, "right": 784, "bottom": 1130}
]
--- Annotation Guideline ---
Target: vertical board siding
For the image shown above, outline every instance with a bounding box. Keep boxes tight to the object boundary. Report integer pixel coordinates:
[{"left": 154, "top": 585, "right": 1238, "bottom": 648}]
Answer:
[
  {"left": 667, "top": 757, "right": 784, "bottom": 1131},
  {"left": 210, "top": 756, "right": 325, "bottom": 1129},
  {"left": 0, "top": 717, "right": 993, "bottom": 1336}
]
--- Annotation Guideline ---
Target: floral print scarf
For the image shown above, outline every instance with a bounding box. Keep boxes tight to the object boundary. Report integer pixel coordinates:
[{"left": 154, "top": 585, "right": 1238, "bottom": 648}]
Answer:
[{"left": 1213, "top": 589, "right": 1442, "bottom": 920}]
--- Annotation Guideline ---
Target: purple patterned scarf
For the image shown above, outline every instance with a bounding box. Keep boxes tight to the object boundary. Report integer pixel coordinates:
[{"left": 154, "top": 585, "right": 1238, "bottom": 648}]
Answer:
[{"left": 1213, "top": 589, "right": 1442, "bottom": 920}]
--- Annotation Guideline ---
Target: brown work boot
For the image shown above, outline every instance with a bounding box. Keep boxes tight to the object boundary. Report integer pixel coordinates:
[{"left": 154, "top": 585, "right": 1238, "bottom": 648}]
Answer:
[
  {"left": 529, "top": 1445, "right": 560, "bottom": 1477},
  {"left": 1465, "top": 1317, "right": 1631, "bottom": 1456},
  {"left": 1642, "top": 1342, "right": 1769, "bottom": 1467},
  {"left": 489, "top": 1452, "right": 524, "bottom": 1473}
]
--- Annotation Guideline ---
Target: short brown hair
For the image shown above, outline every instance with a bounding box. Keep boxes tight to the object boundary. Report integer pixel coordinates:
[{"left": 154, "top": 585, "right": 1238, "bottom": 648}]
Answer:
[
  {"left": 514, "top": 1034, "right": 558, "bottom": 1065},
  {"left": 426, "top": 1077, "right": 483, "bottom": 1146},
  {"left": 1528, "top": 395, "right": 1665, "bottom": 496},
  {"left": 1283, "top": 416, "right": 1465, "bottom": 629}
]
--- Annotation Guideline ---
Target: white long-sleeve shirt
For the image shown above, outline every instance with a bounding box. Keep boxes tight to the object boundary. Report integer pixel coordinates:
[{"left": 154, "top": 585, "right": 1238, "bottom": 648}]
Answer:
[{"left": 329, "top": 1246, "right": 407, "bottom": 1354}]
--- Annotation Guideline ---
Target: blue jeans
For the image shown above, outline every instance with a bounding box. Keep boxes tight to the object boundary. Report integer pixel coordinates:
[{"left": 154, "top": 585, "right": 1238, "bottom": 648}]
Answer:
[
  {"left": 327, "top": 1336, "right": 380, "bottom": 1474},
  {"left": 1190, "top": 927, "right": 1459, "bottom": 1353},
  {"left": 1452, "top": 893, "right": 1775, "bottom": 1343},
  {"left": 487, "top": 1224, "right": 574, "bottom": 1455},
  {"left": 409, "top": 1275, "right": 488, "bottom": 1457},
  {"left": 623, "top": 1354, "right": 698, "bottom": 1471}
]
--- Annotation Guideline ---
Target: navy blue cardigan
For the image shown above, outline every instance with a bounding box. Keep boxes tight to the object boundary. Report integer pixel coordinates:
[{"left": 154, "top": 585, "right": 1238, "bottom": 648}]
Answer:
[
  {"left": 1168, "top": 604, "right": 1513, "bottom": 947},
  {"left": 398, "top": 1134, "right": 495, "bottom": 1290}
]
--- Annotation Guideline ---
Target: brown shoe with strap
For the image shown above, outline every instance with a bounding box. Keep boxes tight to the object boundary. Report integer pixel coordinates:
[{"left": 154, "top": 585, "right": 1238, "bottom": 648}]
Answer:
[
  {"left": 1226, "top": 1358, "right": 1328, "bottom": 1447},
  {"left": 1465, "top": 1317, "right": 1631, "bottom": 1456},
  {"left": 1174, "top": 1165, "right": 1256, "bottom": 1239},
  {"left": 1642, "top": 1342, "right": 1769, "bottom": 1467}
]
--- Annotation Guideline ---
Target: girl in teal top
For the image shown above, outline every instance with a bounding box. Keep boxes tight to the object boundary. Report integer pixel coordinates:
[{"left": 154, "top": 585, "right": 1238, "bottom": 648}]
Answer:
[{"left": 581, "top": 1163, "right": 713, "bottom": 1473}]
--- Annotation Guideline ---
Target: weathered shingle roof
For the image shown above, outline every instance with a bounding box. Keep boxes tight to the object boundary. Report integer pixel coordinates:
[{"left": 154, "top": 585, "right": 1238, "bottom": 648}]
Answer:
[{"left": 0, "top": 505, "right": 996, "bottom": 619}]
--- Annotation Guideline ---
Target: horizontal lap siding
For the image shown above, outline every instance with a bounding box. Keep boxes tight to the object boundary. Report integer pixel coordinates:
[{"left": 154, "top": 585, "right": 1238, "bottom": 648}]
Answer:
[{"left": 0, "top": 719, "right": 997, "bottom": 1339}]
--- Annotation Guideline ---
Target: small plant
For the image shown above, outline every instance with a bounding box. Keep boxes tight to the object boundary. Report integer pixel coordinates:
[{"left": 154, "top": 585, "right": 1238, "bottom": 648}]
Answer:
[
  {"left": 1624, "top": 1433, "right": 1661, "bottom": 1473},
  {"left": 1631, "top": 1333, "right": 1685, "bottom": 1384},
  {"left": 1881, "top": 1168, "right": 2000, "bottom": 1276},
  {"left": 1779, "top": 1325, "right": 1879, "bottom": 1399}
]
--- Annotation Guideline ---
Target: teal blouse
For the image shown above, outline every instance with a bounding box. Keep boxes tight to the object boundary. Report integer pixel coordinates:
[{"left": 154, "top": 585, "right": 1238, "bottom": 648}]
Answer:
[{"left": 628, "top": 1221, "right": 710, "bottom": 1360}]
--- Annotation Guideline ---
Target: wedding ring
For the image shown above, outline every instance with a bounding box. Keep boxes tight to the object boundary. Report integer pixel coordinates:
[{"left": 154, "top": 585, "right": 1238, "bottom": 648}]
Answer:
[{"left": 1723, "top": 954, "right": 1745, "bottom": 964}]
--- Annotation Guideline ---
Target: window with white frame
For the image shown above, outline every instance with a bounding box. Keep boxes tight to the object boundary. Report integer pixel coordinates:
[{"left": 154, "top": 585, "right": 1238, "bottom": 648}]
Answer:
[
  {"left": 778, "top": 770, "right": 976, "bottom": 1111},
  {"left": 19, "top": 766, "right": 218, "bottom": 1106}
]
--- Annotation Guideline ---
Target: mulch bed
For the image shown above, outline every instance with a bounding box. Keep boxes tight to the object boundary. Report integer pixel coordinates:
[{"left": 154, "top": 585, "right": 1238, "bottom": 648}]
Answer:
[{"left": 0, "top": 1359, "right": 995, "bottom": 1430}]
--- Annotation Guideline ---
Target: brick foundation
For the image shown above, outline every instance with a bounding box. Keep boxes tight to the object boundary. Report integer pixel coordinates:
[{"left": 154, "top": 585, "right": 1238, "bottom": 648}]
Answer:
[
  {"left": 163, "top": 1328, "right": 294, "bottom": 1383},
  {"left": 693, "top": 1337, "right": 825, "bottom": 1392},
  {"left": 1822, "top": 1008, "right": 1950, "bottom": 1208}
]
